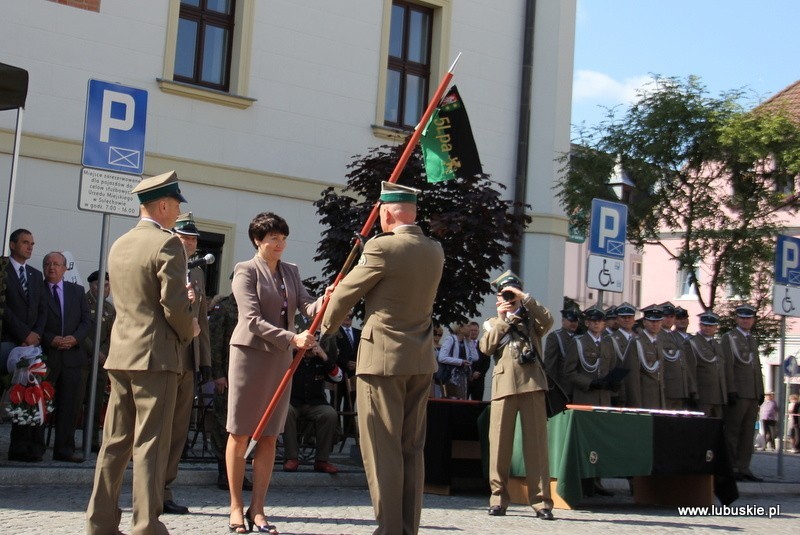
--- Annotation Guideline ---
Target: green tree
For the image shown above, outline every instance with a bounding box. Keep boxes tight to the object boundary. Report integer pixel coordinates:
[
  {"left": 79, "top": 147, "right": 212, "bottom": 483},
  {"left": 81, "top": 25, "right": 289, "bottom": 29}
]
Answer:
[
  {"left": 558, "top": 75, "right": 800, "bottom": 352},
  {"left": 307, "top": 141, "right": 530, "bottom": 328}
]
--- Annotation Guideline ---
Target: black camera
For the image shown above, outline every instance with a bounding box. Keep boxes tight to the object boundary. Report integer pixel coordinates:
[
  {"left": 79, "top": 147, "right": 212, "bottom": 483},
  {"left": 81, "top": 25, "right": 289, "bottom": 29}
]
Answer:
[
  {"left": 518, "top": 348, "right": 538, "bottom": 365},
  {"left": 501, "top": 290, "right": 516, "bottom": 302}
]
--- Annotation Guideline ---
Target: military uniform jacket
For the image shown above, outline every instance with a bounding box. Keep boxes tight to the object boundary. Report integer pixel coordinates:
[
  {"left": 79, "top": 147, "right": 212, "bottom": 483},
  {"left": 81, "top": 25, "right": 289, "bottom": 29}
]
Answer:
[
  {"left": 209, "top": 294, "right": 237, "bottom": 380},
  {"left": 564, "top": 333, "right": 614, "bottom": 406},
  {"left": 322, "top": 225, "right": 445, "bottom": 376},
  {"left": 479, "top": 295, "right": 553, "bottom": 401},
  {"left": 544, "top": 328, "right": 573, "bottom": 395},
  {"left": 720, "top": 328, "right": 764, "bottom": 400},
  {"left": 83, "top": 291, "right": 116, "bottom": 359},
  {"left": 627, "top": 332, "right": 665, "bottom": 409},
  {"left": 659, "top": 329, "right": 696, "bottom": 399},
  {"left": 684, "top": 334, "right": 728, "bottom": 405},
  {"left": 184, "top": 266, "right": 211, "bottom": 372},
  {"left": 607, "top": 329, "right": 635, "bottom": 405},
  {"left": 104, "top": 220, "right": 195, "bottom": 372}
]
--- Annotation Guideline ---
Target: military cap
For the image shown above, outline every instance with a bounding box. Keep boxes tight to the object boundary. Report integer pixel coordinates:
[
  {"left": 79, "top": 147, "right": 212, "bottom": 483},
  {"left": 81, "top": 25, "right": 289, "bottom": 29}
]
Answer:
[
  {"left": 674, "top": 306, "right": 689, "bottom": 319},
  {"left": 174, "top": 212, "right": 200, "bottom": 237},
  {"left": 641, "top": 304, "right": 664, "bottom": 321},
  {"left": 87, "top": 270, "right": 108, "bottom": 283},
  {"left": 491, "top": 270, "right": 523, "bottom": 291},
  {"left": 659, "top": 301, "right": 677, "bottom": 316},
  {"left": 379, "top": 181, "right": 419, "bottom": 204},
  {"left": 583, "top": 306, "right": 606, "bottom": 322},
  {"left": 561, "top": 308, "right": 580, "bottom": 322},
  {"left": 615, "top": 302, "right": 637, "bottom": 316},
  {"left": 131, "top": 170, "right": 187, "bottom": 204},
  {"left": 604, "top": 305, "right": 618, "bottom": 319},
  {"left": 735, "top": 304, "right": 756, "bottom": 318},
  {"left": 698, "top": 310, "right": 719, "bottom": 325}
]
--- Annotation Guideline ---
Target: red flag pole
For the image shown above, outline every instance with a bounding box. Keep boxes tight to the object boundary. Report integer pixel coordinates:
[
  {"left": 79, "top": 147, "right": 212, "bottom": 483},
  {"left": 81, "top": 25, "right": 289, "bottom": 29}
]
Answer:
[{"left": 244, "top": 53, "right": 462, "bottom": 458}]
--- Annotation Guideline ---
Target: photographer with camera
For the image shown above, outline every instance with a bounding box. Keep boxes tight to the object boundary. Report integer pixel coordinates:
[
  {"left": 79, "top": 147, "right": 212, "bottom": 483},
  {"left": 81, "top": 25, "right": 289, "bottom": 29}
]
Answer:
[{"left": 479, "top": 270, "right": 555, "bottom": 521}]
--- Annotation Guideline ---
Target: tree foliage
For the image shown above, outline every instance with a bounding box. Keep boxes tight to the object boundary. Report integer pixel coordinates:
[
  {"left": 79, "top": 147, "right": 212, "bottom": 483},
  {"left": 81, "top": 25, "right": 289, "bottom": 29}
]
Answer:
[
  {"left": 558, "top": 75, "right": 800, "bottom": 348},
  {"left": 307, "top": 140, "right": 531, "bottom": 328}
]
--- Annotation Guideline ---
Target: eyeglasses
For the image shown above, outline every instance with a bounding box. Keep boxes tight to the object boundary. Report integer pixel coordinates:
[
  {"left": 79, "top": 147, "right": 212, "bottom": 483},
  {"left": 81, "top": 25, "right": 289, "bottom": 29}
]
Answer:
[{"left": 44, "top": 262, "right": 66, "bottom": 267}]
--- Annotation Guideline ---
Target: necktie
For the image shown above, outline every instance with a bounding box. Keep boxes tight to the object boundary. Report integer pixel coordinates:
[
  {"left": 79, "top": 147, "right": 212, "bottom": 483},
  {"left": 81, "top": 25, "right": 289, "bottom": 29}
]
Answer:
[
  {"left": 346, "top": 327, "right": 354, "bottom": 346},
  {"left": 52, "top": 285, "right": 63, "bottom": 334},
  {"left": 18, "top": 266, "right": 28, "bottom": 296}
]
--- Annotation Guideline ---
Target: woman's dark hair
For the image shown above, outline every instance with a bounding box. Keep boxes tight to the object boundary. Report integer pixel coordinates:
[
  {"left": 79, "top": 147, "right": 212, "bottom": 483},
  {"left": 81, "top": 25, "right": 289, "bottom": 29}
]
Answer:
[{"left": 248, "top": 212, "right": 290, "bottom": 248}]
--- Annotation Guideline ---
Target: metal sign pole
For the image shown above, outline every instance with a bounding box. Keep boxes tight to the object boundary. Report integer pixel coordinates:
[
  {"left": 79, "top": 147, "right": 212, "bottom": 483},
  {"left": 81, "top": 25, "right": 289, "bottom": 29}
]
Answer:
[
  {"left": 777, "top": 315, "right": 786, "bottom": 477},
  {"left": 82, "top": 213, "right": 110, "bottom": 459}
]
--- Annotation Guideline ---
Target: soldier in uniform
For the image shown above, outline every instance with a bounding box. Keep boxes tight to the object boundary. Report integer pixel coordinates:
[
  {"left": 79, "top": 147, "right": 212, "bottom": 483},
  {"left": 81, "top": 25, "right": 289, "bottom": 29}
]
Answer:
[
  {"left": 161, "top": 213, "right": 212, "bottom": 515},
  {"left": 565, "top": 306, "right": 616, "bottom": 407},
  {"left": 684, "top": 311, "right": 728, "bottom": 417},
  {"left": 322, "top": 182, "right": 444, "bottom": 535},
  {"left": 543, "top": 308, "right": 579, "bottom": 399},
  {"left": 626, "top": 304, "right": 666, "bottom": 409},
  {"left": 672, "top": 306, "right": 691, "bottom": 342},
  {"left": 87, "top": 171, "right": 197, "bottom": 535},
  {"left": 480, "top": 271, "right": 555, "bottom": 520},
  {"left": 721, "top": 304, "right": 764, "bottom": 482},
  {"left": 659, "top": 301, "right": 696, "bottom": 409},
  {"left": 607, "top": 302, "right": 637, "bottom": 407},
  {"left": 82, "top": 270, "right": 116, "bottom": 453},
  {"left": 604, "top": 306, "right": 618, "bottom": 336}
]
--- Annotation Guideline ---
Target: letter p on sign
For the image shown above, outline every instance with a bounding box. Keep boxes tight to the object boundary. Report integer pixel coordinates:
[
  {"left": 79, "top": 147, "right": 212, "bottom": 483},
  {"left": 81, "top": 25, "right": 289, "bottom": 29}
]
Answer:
[
  {"left": 100, "top": 91, "right": 135, "bottom": 143},
  {"left": 598, "top": 207, "right": 619, "bottom": 248}
]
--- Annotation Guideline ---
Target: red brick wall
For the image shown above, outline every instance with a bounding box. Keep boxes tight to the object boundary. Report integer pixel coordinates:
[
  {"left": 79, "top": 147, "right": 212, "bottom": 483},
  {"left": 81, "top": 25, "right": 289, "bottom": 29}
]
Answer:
[{"left": 48, "top": 0, "right": 101, "bottom": 13}]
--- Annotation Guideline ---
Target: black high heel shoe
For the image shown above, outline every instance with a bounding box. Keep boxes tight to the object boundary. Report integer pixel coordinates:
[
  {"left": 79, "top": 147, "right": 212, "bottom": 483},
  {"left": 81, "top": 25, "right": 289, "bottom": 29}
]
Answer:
[
  {"left": 245, "top": 508, "right": 278, "bottom": 534},
  {"left": 228, "top": 509, "right": 248, "bottom": 533}
]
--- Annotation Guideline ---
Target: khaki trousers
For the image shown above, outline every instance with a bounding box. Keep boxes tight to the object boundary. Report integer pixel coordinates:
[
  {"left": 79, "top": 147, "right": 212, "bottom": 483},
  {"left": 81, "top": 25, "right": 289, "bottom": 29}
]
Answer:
[
  {"left": 163, "top": 368, "right": 195, "bottom": 501},
  {"left": 86, "top": 370, "right": 178, "bottom": 535},
  {"left": 358, "top": 373, "right": 430, "bottom": 535},
  {"left": 724, "top": 397, "right": 759, "bottom": 474},
  {"left": 488, "top": 390, "right": 552, "bottom": 511}
]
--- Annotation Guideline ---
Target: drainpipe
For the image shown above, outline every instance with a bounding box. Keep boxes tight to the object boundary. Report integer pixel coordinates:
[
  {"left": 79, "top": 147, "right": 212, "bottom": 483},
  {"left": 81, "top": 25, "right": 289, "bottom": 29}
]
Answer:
[{"left": 510, "top": 0, "right": 536, "bottom": 275}]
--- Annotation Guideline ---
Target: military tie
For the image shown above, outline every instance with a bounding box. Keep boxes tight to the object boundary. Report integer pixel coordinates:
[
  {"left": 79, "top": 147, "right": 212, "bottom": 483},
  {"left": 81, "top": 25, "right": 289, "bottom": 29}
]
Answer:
[{"left": 18, "top": 266, "right": 28, "bottom": 297}]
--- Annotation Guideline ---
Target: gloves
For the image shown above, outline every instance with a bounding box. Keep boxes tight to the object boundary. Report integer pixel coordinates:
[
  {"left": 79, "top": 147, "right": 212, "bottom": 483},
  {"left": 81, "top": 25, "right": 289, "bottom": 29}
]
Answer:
[
  {"left": 687, "top": 392, "right": 698, "bottom": 409},
  {"left": 589, "top": 379, "right": 603, "bottom": 390},
  {"left": 727, "top": 392, "right": 739, "bottom": 407},
  {"left": 199, "top": 365, "right": 212, "bottom": 385}
]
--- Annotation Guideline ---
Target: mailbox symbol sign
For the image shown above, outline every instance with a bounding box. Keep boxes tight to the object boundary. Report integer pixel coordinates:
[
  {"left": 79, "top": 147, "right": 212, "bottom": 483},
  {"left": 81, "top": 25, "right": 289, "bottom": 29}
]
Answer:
[
  {"left": 82, "top": 80, "right": 148, "bottom": 175},
  {"left": 589, "top": 199, "right": 628, "bottom": 260}
]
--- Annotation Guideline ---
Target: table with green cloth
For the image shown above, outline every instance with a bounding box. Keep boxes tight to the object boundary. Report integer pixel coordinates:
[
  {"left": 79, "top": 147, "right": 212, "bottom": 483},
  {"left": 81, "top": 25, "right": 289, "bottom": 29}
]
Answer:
[{"left": 544, "top": 409, "right": 738, "bottom": 507}]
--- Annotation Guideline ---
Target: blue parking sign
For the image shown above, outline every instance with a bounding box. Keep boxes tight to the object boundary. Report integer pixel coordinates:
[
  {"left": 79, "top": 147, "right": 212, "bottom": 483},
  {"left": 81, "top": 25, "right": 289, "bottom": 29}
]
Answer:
[
  {"left": 775, "top": 235, "right": 800, "bottom": 286},
  {"left": 82, "top": 80, "right": 147, "bottom": 175},
  {"left": 589, "top": 199, "right": 628, "bottom": 259}
]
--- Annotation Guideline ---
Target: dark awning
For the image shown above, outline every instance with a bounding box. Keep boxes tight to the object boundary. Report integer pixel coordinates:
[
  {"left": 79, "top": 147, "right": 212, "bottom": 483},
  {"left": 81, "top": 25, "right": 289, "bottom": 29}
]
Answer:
[{"left": 0, "top": 63, "right": 29, "bottom": 110}]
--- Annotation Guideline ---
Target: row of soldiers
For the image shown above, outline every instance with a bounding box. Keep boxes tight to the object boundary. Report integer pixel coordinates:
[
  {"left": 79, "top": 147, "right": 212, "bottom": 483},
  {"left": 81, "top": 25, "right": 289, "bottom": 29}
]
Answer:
[{"left": 544, "top": 301, "right": 765, "bottom": 482}]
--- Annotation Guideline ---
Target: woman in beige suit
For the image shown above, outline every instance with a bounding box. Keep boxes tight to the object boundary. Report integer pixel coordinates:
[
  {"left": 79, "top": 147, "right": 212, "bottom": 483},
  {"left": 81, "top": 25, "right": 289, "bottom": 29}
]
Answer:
[{"left": 226, "top": 212, "right": 322, "bottom": 534}]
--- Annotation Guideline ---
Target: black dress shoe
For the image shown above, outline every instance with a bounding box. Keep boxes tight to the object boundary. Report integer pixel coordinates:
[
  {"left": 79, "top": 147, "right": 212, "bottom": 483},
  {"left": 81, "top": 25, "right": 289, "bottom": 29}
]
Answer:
[
  {"left": 487, "top": 505, "right": 507, "bottom": 516},
  {"left": 163, "top": 500, "right": 190, "bottom": 515},
  {"left": 53, "top": 453, "right": 85, "bottom": 463},
  {"left": 742, "top": 473, "right": 763, "bottom": 482},
  {"left": 593, "top": 483, "right": 614, "bottom": 497},
  {"left": 536, "top": 508, "right": 555, "bottom": 520}
]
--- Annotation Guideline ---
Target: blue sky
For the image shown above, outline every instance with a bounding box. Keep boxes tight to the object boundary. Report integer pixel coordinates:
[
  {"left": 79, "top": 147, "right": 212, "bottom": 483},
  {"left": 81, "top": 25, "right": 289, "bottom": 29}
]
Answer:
[{"left": 571, "top": 0, "right": 800, "bottom": 134}]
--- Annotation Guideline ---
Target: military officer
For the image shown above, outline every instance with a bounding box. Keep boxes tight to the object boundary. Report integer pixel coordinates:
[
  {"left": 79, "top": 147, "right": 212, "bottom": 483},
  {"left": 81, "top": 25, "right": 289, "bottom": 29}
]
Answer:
[
  {"left": 480, "top": 270, "right": 555, "bottom": 520},
  {"left": 322, "top": 182, "right": 444, "bottom": 535},
  {"left": 543, "top": 308, "right": 579, "bottom": 399},
  {"left": 627, "top": 304, "right": 666, "bottom": 409},
  {"left": 565, "top": 306, "right": 616, "bottom": 407},
  {"left": 672, "top": 306, "right": 691, "bottom": 342},
  {"left": 659, "top": 301, "right": 696, "bottom": 409},
  {"left": 721, "top": 304, "right": 764, "bottom": 482},
  {"left": 86, "top": 170, "right": 197, "bottom": 535},
  {"left": 162, "top": 212, "right": 213, "bottom": 514},
  {"left": 684, "top": 311, "right": 727, "bottom": 417},
  {"left": 606, "top": 302, "right": 638, "bottom": 407},
  {"left": 604, "top": 306, "right": 618, "bottom": 336}
]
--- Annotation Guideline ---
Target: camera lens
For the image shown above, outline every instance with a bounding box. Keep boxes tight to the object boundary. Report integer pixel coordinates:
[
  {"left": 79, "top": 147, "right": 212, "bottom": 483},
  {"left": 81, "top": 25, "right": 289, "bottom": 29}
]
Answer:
[{"left": 501, "top": 290, "right": 515, "bottom": 301}]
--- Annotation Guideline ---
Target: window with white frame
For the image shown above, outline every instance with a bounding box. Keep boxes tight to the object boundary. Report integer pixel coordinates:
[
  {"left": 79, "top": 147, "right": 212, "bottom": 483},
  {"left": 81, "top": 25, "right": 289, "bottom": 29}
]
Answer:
[
  {"left": 630, "top": 258, "right": 642, "bottom": 307},
  {"left": 677, "top": 267, "right": 699, "bottom": 299}
]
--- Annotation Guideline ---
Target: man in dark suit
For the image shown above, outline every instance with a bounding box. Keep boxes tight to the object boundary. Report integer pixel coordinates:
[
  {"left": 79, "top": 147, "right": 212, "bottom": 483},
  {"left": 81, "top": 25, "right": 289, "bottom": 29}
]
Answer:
[
  {"left": 323, "top": 182, "right": 444, "bottom": 535},
  {"left": 87, "top": 171, "right": 197, "bottom": 535},
  {"left": 3, "top": 228, "right": 48, "bottom": 462},
  {"left": 41, "top": 251, "right": 92, "bottom": 462},
  {"left": 334, "top": 311, "right": 359, "bottom": 413}
]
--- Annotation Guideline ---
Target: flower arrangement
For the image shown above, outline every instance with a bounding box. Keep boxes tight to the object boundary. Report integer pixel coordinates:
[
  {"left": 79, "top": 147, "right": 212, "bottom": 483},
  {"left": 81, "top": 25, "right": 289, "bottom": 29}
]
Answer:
[{"left": 4, "top": 346, "right": 54, "bottom": 426}]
